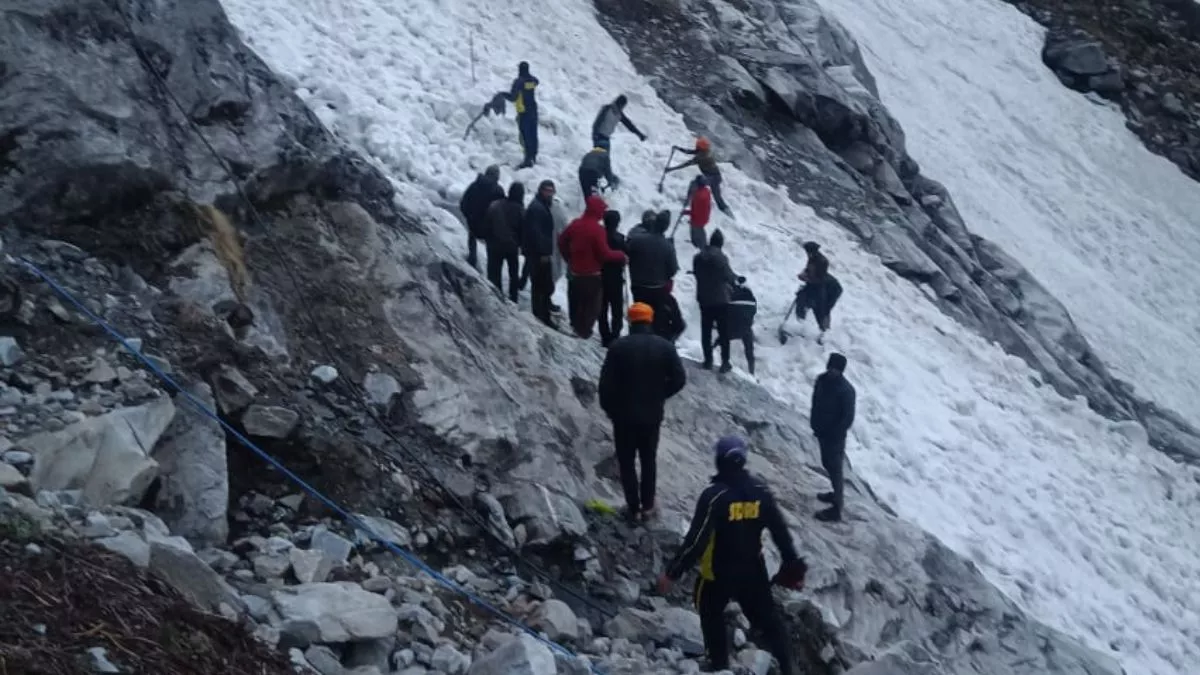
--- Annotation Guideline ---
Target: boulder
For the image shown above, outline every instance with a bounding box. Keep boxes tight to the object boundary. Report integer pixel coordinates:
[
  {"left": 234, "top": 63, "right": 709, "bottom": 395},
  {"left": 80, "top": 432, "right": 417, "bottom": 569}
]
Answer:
[
  {"left": 289, "top": 547, "right": 333, "bottom": 584},
  {"left": 96, "top": 531, "right": 152, "bottom": 568},
  {"left": 474, "top": 492, "right": 517, "bottom": 549},
  {"left": 430, "top": 644, "right": 471, "bottom": 675},
  {"left": 26, "top": 396, "right": 176, "bottom": 506},
  {"left": 1043, "top": 32, "right": 1110, "bottom": 77},
  {"left": 532, "top": 599, "right": 579, "bottom": 642},
  {"left": 353, "top": 514, "right": 411, "bottom": 549},
  {"left": 242, "top": 405, "right": 300, "bottom": 438},
  {"left": 466, "top": 634, "right": 556, "bottom": 675},
  {"left": 311, "top": 365, "right": 340, "bottom": 385},
  {"left": 363, "top": 372, "right": 401, "bottom": 407},
  {"left": 152, "top": 383, "right": 229, "bottom": 546},
  {"left": 0, "top": 462, "right": 30, "bottom": 496},
  {"left": 211, "top": 366, "right": 259, "bottom": 414},
  {"left": 272, "top": 582, "right": 399, "bottom": 645},
  {"left": 0, "top": 336, "right": 22, "bottom": 367},
  {"left": 604, "top": 607, "right": 704, "bottom": 656},
  {"left": 149, "top": 539, "right": 243, "bottom": 613},
  {"left": 501, "top": 482, "right": 587, "bottom": 547},
  {"left": 310, "top": 527, "right": 354, "bottom": 564}
]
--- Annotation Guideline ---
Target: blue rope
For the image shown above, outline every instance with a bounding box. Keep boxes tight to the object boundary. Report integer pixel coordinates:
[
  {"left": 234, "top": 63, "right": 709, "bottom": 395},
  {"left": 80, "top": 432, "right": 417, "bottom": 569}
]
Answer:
[{"left": 17, "top": 256, "right": 603, "bottom": 671}]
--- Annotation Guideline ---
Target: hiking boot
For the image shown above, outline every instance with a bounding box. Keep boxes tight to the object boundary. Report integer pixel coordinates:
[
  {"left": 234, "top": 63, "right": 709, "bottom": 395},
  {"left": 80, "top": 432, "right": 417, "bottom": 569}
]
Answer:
[
  {"left": 622, "top": 506, "right": 641, "bottom": 525},
  {"left": 550, "top": 302, "right": 563, "bottom": 313},
  {"left": 718, "top": 362, "right": 732, "bottom": 374},
  {"left": 701, "top": 361, "right": 714, "bottom": 370},
  {"left": 817, "top": 492, "right": 835, "bottom": 503},
  {"left": 640, "top": 504, "right": 659, "bottom": 523},
  {"left": 516, "top": 159, "right": 535, "bottom": 169},
  {"left": 815, "top": 507, "right": 842, "bottom": 523}
]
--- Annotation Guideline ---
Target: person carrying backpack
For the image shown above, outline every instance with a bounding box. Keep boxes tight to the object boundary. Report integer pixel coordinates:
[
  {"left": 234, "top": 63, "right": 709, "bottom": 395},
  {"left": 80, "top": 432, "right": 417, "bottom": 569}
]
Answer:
[
  {"left": 458, "top": 165, "right": 505, "bottom": 270},
  {"left": 599, "top": 210, "right": 628, "bottom": 347}
]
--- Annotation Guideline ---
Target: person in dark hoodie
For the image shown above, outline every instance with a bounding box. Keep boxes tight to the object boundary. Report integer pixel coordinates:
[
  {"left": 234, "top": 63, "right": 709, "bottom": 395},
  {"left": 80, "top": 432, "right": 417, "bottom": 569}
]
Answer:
[
  {"left": 657, "top": 436, "right": 805, "bottom": 675},
  {"left": 558, "top": 195, "right": 627, "bottom": 339},
  {"left": 483, "top": 181, "right": 526, "bottom": 303},
  {"left": 592, "top": 94, "right": 647, "bottom": 153},
  {"left": 599, "top": 210, "right": 628, "bottom": 347},
  {"left": 727, "top": 276, "right": 758, "bottom": 375},
  {"left": 626, "top": 209, "right": 680, "bottom": 340},
  {"left": 579, "top": 146, "right": 619, "bottom": 199},
  {"left": 458, "top": 165, "right": 505, "bottom": 269},
  {"left": 693, "top": 229, "right": 738, "bottom": 372},
  {"left": 522, "top": 180, "right": 558, "bottom": 328},
  {"left": 599, "top": 302, "right": 687, "bottom": 523},
  {"left": 810, "top": 353, "right": 856, "bottom": 522},
  {"left": 796, "top": 242, "right": 843, "bottom": 344},
  {"left": 505, "top": 62, "right": 539, "bottom": 169}
]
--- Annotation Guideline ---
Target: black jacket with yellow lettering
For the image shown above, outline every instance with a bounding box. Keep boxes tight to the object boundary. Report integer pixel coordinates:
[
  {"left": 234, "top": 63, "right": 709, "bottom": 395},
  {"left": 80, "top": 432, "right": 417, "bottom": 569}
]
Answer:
[{"left": 665, "top": 468, "right": 800, "bottom": 582}]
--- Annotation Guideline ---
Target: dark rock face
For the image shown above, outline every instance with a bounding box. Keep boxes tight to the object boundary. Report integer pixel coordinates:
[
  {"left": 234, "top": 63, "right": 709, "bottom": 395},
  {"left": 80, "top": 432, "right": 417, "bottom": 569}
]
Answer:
[
  {"left": 593, "top": 0, "right": 1199, "bottom": 464},
  {"left": 1002, "top": 0, "right": 1200, "bottom": 181}
]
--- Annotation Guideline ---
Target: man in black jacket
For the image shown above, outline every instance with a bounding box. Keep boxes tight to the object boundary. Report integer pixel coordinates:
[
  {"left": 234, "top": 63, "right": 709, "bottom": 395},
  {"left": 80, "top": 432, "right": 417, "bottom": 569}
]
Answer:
[
  {"left": 458, "top": 165, "right": 504, "bottom": 269},
  {"left": 692, "top": 229, "right": 737, "bottom": 372},
  {"left": 522, "top": 180, "right": 558, "bottom": 328},
  {"left": 484, "top": 181, "right": 525, "bottom": 302},
  {"left": 599, "top": 302, "right": 687, "bottom": 522},
  {"left": 657, "top": 436, "right": 804, "bottom": 675},
  {"left": 599, "top": 210, "right": 628, "bottom": 347},
  {"left": 625, "top": 211, "right": 679, "bottom": 340},
  {"left": 810, "top": 353, "right": 856, "bottom": 522},
  {"left": 727, "top": 276, "right": 758, "bottom": 375},
  {"left": 579, "top": 146, "right": 619, "bottom": 199}
]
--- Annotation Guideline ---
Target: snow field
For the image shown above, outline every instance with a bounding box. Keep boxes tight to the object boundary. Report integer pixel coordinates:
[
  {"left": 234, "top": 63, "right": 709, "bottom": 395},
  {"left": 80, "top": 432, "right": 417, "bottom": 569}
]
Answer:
[{"left": 219, "top": 0, "right": 1200, "bottom": 673}]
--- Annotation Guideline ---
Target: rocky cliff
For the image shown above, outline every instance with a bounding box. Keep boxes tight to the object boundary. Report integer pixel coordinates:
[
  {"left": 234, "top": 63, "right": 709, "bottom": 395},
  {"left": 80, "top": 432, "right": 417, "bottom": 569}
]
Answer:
[
  {"left": 593, "top": 0, "right": 1200, "bottom": 465},
  {"left": 0, "top": 0, "right": 1126, "bottom": 674}
]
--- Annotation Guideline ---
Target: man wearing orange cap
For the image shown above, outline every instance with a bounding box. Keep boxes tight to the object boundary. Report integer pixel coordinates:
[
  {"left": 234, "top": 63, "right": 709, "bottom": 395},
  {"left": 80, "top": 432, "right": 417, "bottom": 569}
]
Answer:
[
  {"left": 599, "top": 302, "right": 687, "bottom": 523},
  {"left": 666, "top": 137, "right": 731, "bottom": 215}
]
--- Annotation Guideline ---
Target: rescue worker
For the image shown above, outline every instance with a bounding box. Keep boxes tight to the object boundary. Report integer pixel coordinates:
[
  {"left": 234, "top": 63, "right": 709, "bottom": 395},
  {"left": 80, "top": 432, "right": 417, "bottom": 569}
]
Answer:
[
  {"left": 626, "top": 208, "right": 679, "bottom": 339},
  {"left": 727, "top": 276, "right": 758, "bottom": 375},
  {"left": 579, "top": 146, "right": 619, "bottom": 199},
  {"left": 591, "top": 94, "right": 647, "bottom": 152},
  {"left": 482, "top": 181, "right": 526, "bottom": 302},
  {"left": 558, "top": 195, "right": 627, "bottom": 339},
  {"left": 458, "top": 165, "right": 504, "bottom": 269},
  {"left": 599, "top": 210, "right": 628, "bottom": 347},
  {"left": 796, "top": 242, "right": 843, "bottom": 344},
  {"left": 599, "top": 302, "right": 687, "bottom": 522},
  {"left": 505, "top": 62, "right": 539, "bottom": 169},
  {"left": 657, "top": 436, "right": 806, "bottom": 675},
  {"left": 667, "top": 137, "right": 730, "bottom": 214},
  {"left": 522, "top": 180, "right": 558, "bottom": 328},
  {"left": 692, "top": 229, "right": 737, "bottom": 372},
  {"left": 810, "top": 353, "right": 856, "bottom": 522},
  {"left": 682, "top": 174, "right": 713, "bottom": 249}
]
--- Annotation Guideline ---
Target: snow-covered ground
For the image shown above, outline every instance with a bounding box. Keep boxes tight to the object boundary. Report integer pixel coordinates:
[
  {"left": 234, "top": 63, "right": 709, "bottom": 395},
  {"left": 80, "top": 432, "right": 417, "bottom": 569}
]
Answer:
[
  {"left": 220, "top": 0, "right": 1200, "bottom": 673},
  {"left": 819, "top": 0, "right": 1200, "bottom": 428}
]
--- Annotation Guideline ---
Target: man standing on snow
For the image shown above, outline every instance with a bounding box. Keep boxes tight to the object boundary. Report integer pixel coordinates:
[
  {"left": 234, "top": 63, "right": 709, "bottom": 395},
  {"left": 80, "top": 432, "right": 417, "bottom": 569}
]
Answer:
[
  {"left": 483, "top": 181, "right": 526, "bottom": 303},
  {"left": 459, "top": 165, "right": 505, "bottom": 270},
  {"left": 592, "top": 94, "right": 647, "bottom": 153},
  {"left": 558, "top": 195, "right": 627, "bottom": 339},
  {"left": 522, "top": 180, "right": 558, "bottom": 328},
  {"left": 727, "top": 276, "right": 758, "bottom": 375},
  {"left": 693, "top": 229, "right": 737, "bottom": 372},
  {"left": 810, "top": 353, "right": 856, "bottom": 523},
  {"left": 657, "top": 436, "right": 805, "bottom": 675},
  {"left": 599, "top": 210, "right": 629, "bottom": 347},
  {"left": 505, "top": 61, "right": 539, "bottom": 169},
  {"left": 579, "top": 146, "right": 619, "bottom": 199},
  {"left": 682, "top": 174, "right": 713, "bottom": 249},
  {"left": 667, "top": 137, "right": 731, "bottom": 215},
  {"left": 599, "top": 302, "right": 687, "bottom": 523},
  {"left": 626, "top": 208, "right": 679, "bottom": 340}
]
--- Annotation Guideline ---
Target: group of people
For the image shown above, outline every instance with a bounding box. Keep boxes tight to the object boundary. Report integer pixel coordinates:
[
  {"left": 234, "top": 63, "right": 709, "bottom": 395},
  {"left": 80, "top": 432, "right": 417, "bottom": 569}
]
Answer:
[{"left": 462, "top": 60, "right": 862, "bottom": 674}]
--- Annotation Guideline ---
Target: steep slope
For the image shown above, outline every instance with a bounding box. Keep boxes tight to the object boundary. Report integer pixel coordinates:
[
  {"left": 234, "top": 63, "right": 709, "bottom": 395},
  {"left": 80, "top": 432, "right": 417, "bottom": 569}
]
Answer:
[{"left": 213, "top": 1, "right": 1200, "bottom": 674}]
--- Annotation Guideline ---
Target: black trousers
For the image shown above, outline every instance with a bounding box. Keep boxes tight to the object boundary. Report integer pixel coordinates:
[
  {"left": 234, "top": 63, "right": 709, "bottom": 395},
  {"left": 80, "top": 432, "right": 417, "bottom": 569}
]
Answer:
[
  {"left": 706, "top": 171, "right": 730, "bottom": 212},
  {"left": 599, "top": 278, "right": 625, "bottom": 346},
  {"left": 528, "top": 257, "right": 556, "bottom": 328},
  {"left": 818, "top": 435, "right": 846, "bottom": 513},
  {"left": 735, "top": 330, "right": 755, "bottom": 375},
  {"left": 694, "top": 570, "right": 795, "bottom": 675},
  {"left": 700, "top": 304, "right": 730, "bottom": 367},
  {"left": 467, "top": 231, "right": 481, "bottom": 269},
  {"left": 487, "top": 248, "right": 520, "bottom": 302},
  {"left": 580, "top": 168, "right": 600, "bottom": 200},
  {"left": 567, "top": 275, "right": 604, "bottom": 339},
  {"left": 517, "top": 113, "right": 538, "bottom": 164},
  {"left": 613, "top": 419, "right": 660, "bottom": 513}
]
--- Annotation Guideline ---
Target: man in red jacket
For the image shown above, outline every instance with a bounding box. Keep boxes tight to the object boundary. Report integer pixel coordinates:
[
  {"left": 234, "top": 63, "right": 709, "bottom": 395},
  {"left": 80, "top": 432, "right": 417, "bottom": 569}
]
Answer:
[
  {"left": 559, "top": 195, "right": 627, "bottom": 339},
  {"left": 682, "top": 175, "right": 713, "bottom": 250}
]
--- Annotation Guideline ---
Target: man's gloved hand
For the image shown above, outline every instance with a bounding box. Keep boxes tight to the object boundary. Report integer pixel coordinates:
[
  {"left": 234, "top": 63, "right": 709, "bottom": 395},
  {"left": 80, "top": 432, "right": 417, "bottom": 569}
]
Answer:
[{"left": 771, "top": 558, "right": 808, "bottom": 590}]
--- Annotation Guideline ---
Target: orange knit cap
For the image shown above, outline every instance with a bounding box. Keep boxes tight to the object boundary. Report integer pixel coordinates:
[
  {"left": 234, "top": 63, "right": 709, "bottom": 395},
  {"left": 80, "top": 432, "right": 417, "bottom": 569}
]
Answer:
[
  {"left": 695, "top": 136, "right": 711, "bottom": 151},
  {"left": 627, "top": 302, "right": 654, "bottom": 324}
]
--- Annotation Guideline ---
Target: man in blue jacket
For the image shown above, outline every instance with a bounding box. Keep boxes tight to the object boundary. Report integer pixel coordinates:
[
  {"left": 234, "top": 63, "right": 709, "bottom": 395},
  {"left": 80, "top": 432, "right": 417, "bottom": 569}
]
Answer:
[
  {"left": 810, "top": 353, "right": 856, "bottom": 522},
  {"left": 506, "top": 62, "right": 539, "bottom": 169}
]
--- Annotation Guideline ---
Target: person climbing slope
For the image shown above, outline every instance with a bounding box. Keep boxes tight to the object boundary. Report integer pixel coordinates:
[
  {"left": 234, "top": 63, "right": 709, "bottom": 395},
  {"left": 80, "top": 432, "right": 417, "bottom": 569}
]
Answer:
[
  {"left": 599, "top": 302, "right": 687, "bottom": 523},
  {"left": 522, "top": 179, "right": 558, "bottom": 328},
  {"left": 599, "top": 210, "right": 628, "bottom": 348},
  {"left": 657, "top": 436, "right": 806, "bottom": 675},
  {"left": 693, "top": 229, "right": 738, "bottom": 372},
  {"left": 482, "top": 181, "right": 526, "bottom": 303},
  {"left": 682, "top": 174, "right": 713, "bottom": 249},
  {"left": 458, "top": 165, "right": 505, "bottom": 270},
  {"left": 796, "top": 241, "right": 843, "bottom": 344},
  {"left": 558, "top": 195, "right": 627, "bottom": 339},
  {"left": 579, "top": 146, "right": 619, "bottom": 199},
  {"left": 666, "top": 137, "right": 731, "bottom": 214},
  {"left": 727, "top": 276, "right": 758, "bottom": 375},
  {"left": 810, "top": 353, "right": 856, "bottom": 523},
  {"left": 504, "top": 61, "right": 539, "bottom": 169},
  {"left": 626, "top": 208, "right": 679, "bottom": 340},
  {"left": 592, "top": 94, "right": 647, "bottom": 153}
]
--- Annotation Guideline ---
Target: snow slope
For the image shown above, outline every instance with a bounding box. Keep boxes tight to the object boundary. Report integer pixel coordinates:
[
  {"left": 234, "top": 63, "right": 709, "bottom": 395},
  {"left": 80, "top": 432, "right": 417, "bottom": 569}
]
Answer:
[
  {"left": 818, "top": 0, "right": 1200, "bottom": 428},
  {"left": 219, "top": 0, "right": 1200, "bottom": 673}
]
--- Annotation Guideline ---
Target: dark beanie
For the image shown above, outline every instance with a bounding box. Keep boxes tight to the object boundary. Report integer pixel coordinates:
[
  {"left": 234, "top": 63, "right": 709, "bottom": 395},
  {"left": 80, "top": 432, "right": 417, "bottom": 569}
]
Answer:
[
  {"left": 709, "top": 229, "right": 725, "bottom": 248},
  {"left": 603, "top": 210, "right": 621, "bottom": 229},
  {"left": 804, "top": 241, "right": 821, "bottom": 253},
  {"left": 655, "top": 210, "right": 671, "bottom": 232},
  {"left": 518, "top": 61, "right": 530, "bottom": 75},
  {"left": 641, "top": 209, "right": 656, "bottom": 226},
  {"left": 827, "top": 353, "right": 847, "bottom": 372},
  {"left": 615, "top": 94, "right": 628, "bottom": 107}
]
